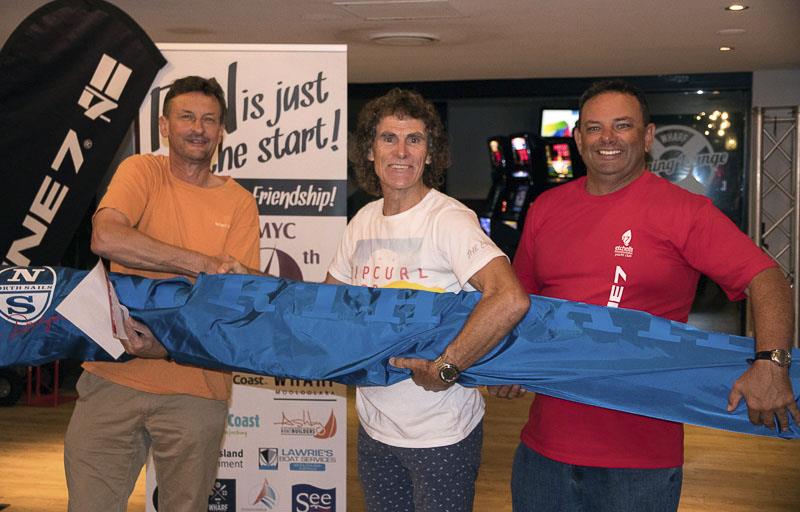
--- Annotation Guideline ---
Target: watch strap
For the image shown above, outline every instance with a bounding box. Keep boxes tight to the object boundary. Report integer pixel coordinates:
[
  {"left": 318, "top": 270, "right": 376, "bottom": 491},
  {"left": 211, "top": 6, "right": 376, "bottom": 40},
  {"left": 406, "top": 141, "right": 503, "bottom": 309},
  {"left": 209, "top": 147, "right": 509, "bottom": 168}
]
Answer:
[{"left": 747, "top": 349, "right": 791, "bottom": 367}]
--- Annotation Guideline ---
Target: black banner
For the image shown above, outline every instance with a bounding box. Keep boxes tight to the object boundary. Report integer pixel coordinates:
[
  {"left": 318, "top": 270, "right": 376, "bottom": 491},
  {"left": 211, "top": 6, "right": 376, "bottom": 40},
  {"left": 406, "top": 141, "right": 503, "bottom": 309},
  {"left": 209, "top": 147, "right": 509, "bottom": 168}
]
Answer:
[{"left": 0, "top": 0, "right": 165, "bottom": 265}]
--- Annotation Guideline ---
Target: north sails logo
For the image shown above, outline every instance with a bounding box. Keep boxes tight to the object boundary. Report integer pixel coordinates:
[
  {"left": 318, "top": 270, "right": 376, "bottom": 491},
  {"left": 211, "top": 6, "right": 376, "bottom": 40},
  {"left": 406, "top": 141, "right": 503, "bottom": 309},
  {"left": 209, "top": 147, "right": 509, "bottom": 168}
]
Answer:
[
  {"left": 613, "top": 229, "right": 634, "bottom": 258},
  {"left": 0, "top": 267, "right": 57, "bottom": 325}
]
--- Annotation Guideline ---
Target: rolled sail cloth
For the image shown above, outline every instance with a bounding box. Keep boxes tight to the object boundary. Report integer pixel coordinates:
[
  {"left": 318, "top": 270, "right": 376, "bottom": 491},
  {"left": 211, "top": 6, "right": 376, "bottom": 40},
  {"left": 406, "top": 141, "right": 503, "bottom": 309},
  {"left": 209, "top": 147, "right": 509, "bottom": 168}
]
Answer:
[{"left": 1, "top": 266, "right": 798, "bottom": 439}]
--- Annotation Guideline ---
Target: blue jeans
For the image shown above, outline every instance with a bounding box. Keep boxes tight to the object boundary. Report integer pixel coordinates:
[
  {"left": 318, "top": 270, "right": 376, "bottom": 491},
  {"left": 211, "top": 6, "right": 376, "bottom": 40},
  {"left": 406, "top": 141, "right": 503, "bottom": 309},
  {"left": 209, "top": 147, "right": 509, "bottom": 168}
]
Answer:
[
  {"left": 358, "top": 422, "right": 483, "bottom": 512},
  {"left": 511, "top": 442, "right": 682, "bottom": 512}
]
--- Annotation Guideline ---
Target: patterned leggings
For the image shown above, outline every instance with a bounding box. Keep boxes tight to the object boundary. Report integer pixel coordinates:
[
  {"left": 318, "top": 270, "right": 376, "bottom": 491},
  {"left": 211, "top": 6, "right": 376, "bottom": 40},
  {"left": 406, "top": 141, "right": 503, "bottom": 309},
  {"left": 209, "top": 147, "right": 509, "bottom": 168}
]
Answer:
[{"left": 357, "top": 421, "right": 483, "bottom": 512}]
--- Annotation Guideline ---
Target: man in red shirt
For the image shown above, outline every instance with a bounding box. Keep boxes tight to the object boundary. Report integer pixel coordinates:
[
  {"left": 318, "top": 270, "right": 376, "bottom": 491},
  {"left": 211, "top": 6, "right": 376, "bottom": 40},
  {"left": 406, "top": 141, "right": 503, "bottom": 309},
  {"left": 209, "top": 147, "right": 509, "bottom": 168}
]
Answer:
[{"left": 500, "top": 79, "right": 798, "bottom": 511}]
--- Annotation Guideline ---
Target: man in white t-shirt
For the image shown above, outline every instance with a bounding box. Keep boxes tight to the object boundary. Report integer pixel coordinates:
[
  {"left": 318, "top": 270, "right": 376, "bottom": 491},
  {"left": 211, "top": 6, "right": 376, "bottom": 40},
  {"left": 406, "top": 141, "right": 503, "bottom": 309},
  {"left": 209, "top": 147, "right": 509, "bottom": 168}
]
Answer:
[{"left": 326, "top": 88, "right": 530, "bottom": 512}]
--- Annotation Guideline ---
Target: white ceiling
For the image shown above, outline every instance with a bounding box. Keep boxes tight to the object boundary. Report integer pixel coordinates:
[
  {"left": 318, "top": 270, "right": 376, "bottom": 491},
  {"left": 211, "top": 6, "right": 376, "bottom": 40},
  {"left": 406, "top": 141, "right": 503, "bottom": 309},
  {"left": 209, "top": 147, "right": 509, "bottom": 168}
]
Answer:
[{"left": 1, "top": 0, "right": 798, "bottom": 84}]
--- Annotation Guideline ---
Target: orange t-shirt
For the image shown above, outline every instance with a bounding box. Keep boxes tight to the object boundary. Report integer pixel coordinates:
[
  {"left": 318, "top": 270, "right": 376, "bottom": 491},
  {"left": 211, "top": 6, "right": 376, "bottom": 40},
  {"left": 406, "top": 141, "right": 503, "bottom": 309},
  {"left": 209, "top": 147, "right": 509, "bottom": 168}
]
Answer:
[{"left": 83, "top": 154, "right": 260, "bottom": 400}]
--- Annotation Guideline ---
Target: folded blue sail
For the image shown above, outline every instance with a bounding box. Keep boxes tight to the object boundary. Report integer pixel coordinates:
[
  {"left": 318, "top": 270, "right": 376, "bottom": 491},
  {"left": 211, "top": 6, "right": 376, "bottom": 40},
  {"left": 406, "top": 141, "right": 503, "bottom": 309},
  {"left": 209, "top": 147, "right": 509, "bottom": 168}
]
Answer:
[{"left": 1, "top": 266, "right": 798, "bottom": 439}]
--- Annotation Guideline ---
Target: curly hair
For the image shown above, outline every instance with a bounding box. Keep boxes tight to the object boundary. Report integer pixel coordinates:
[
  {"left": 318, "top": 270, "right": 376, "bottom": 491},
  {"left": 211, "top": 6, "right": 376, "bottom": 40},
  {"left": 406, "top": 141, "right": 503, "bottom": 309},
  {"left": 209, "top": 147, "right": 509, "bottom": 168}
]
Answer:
[
  {"left": 351, "top": 88, "right": 451, "bottom": 196},
  {"left": 163, "top": 75, "right": 227, "bottom": 121}
]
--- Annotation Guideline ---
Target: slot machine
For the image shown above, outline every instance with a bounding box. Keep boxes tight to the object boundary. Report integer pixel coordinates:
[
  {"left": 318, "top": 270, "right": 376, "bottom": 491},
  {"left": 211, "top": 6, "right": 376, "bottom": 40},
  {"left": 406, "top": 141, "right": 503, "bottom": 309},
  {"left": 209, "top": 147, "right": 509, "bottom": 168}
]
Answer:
[
  {"left": 479, "top": 136, "right": 510, "bottom": 236},
  {"left": 490, "top": 133, "right": 535, "bottom": 257},
  {"left": 534, "top": 108, "right": 586, "bottom": 195}
]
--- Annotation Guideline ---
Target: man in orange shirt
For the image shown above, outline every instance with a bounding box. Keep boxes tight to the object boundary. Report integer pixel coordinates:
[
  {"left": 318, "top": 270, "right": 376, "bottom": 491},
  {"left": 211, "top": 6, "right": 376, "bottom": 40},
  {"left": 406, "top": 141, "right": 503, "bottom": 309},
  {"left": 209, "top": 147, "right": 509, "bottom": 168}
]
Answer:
[{"left": 64, "top": 76, "right": 260, "bottom": 512}]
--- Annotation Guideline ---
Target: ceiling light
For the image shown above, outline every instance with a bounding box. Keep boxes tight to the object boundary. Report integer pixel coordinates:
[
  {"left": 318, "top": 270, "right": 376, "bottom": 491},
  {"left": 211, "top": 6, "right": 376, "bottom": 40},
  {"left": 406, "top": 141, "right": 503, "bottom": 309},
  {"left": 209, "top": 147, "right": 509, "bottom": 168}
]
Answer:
[
  {"left": 719, "top": 46, "right": 734, "bottom": 52},
  {"left": 725, "top": 4, "right": 748, "bottom": 11},
  {"left": 369, "top": 33, "right": 439, "bottom": 46},
  {"left": 716, "top": 28, "right": 746, "bottom": 35},
  {"left": 164, "top": 27, "right": 215, "bottom": 35}
]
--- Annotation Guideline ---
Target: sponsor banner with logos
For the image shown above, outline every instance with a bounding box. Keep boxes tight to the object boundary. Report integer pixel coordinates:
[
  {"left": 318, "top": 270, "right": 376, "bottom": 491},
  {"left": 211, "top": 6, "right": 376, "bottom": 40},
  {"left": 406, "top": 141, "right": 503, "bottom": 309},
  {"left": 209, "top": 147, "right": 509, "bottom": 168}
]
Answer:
[
  {"left": 135, "top": 43, "right": 347, "bottom": 282},
  {"left": 145, "top": 377, "right": 346, "bottom": 512},
  {"left": 224, "top": 377, "right": 346, "bottom": 512},
  {"left": 141, "top": 44, "right": 347, "bottom": 512},
  {"left": 648, "top": 113, "right": 745, "bottom": 226},
  {"left": 0, "top": 0, "right": 166, "bottom": 266}
]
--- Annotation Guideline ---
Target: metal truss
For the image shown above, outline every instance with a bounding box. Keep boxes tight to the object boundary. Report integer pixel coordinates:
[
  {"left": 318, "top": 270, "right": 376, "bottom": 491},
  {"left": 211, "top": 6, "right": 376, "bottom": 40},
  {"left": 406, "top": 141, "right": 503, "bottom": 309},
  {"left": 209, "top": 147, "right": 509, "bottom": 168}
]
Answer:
[{"left": 751, "top": 107, "right": 800, "bottom": 347}]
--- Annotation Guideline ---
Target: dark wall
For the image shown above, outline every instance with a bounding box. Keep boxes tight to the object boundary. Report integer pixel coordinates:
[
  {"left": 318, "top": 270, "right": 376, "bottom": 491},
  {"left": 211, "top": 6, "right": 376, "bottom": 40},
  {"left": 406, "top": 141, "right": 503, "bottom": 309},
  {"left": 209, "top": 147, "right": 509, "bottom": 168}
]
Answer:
[{"left": 348, "top": 73, "right": 752, "bottom": 200}]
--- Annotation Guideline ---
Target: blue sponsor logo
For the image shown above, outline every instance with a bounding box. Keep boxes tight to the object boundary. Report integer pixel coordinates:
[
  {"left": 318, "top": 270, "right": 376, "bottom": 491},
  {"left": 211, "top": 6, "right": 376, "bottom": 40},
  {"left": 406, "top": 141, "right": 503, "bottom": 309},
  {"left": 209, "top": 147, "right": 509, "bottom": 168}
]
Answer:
[
  {"left": 228, "top": 414, "right": 261, "bottom": 428},
  {"left": 289, "top": 462, "right": 325, "bottom": 472},
  {"left": 292, "top": 484, "right": 335, "bottom": 512}
]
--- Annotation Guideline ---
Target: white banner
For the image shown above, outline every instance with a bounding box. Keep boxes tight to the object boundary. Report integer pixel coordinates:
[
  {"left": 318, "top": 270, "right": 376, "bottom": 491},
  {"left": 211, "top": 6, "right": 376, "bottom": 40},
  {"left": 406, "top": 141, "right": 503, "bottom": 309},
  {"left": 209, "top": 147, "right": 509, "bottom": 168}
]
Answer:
[{"left": 141, "top": 43, "right": 348, "bottom": 512}]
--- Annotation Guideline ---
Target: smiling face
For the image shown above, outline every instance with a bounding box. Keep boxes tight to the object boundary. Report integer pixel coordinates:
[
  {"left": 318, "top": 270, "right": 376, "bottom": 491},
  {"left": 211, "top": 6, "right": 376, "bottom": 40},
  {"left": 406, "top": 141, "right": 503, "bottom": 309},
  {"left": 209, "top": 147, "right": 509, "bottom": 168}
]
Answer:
[
  {"left": 574, "top": 91, "right": 655, "bottom": 193},
  {"left": 369, "top": 114, "right": 432, "bottom": 205},
  {"left": 159, "top": 91, "right": 223, "bottom": 167}
]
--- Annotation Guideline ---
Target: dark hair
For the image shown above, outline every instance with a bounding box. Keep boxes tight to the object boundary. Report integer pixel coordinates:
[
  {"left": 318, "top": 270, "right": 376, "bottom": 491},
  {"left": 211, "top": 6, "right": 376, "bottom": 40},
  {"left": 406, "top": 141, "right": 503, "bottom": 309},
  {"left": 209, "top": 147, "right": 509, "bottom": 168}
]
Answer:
[
  {"left": 351, "top": 88, "right": 450, "bottom": 196},
  {"left": 163, "top": 76, "right": 226, "bottom": 121},
  {"left": 577, "top": 79, "right": 650, "bottom": 128}
]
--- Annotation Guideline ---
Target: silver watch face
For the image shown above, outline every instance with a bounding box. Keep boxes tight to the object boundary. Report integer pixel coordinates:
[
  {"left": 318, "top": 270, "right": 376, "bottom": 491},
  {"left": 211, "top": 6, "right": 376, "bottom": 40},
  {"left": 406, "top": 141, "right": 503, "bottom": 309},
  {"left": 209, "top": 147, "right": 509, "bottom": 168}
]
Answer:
[
  {"left": 439, "top": 364, "right": 460, "bottom": 383},
  {"left": 771, "top": 349, "right": 792, "bottom": 367}
]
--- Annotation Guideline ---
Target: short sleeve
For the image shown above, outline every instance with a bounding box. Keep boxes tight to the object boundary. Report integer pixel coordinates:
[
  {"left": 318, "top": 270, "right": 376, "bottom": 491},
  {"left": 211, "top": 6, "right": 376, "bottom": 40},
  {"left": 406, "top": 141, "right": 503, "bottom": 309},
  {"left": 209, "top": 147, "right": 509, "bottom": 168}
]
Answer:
[
  {"left": 678, "top": 201, "right": 776, "bottom": 300},
  {"left": 225, "top": 193, "right": 261, "bottom": 270},
  {"left": 434, "top": 207, "right": 506, "bottom": 289},
  {"left": 513, "top": 204, "right": 540, "bottom": 294},
  {"left": 327, "top": 214, "right": 358, "bottom": 284},
  {"left": 95, "top": 155, "right": 154, "bottom": 227}
]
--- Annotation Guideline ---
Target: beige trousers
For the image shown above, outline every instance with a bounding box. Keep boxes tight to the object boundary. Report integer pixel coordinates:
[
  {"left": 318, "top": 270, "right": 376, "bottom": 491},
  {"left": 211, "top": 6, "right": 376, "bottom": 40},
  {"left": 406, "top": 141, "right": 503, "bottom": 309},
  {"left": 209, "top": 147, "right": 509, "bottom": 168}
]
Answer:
[{"left": 64, "top": 371, "right": 227, "bottom": 512}]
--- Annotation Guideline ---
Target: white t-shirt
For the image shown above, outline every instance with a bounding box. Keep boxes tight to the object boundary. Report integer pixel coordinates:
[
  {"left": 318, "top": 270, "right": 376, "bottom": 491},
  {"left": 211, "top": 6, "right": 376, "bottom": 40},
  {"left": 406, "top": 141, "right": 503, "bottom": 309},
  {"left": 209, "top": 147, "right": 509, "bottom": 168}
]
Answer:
[{"left": 328, "top": 189, "right": 506, "bottom": 448}]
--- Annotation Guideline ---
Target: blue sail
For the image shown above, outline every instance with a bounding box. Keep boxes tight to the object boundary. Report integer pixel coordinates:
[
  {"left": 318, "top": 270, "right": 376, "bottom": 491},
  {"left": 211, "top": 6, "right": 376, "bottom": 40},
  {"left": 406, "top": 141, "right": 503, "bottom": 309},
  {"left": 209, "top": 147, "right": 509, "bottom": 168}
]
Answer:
[{"left": 1, "top": 266, "right": 798, "bottom": 439}]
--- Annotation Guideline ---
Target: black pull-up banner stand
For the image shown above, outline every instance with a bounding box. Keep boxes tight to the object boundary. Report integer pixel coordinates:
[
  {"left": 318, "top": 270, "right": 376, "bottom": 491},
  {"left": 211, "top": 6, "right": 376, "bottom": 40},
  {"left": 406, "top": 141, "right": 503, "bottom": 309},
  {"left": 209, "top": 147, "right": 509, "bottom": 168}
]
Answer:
[{"left": 0, "top": 0, "right": 165, "bottom": 266}]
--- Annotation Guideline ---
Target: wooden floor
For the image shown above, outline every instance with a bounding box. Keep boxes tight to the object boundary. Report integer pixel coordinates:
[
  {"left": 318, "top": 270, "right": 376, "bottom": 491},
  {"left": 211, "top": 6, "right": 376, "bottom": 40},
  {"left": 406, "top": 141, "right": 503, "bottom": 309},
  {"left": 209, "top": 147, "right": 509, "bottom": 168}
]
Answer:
[{"left": 1, "top": 388, "right": 798, "bottom": 511}]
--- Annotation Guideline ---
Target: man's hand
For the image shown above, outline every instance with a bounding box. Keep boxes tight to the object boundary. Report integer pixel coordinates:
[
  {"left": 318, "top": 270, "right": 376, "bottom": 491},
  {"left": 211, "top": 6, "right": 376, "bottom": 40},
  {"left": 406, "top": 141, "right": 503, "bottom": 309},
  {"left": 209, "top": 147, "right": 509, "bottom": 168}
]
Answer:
[
  {"left": 120, "top": 316, "right": 168, "bottom": 359},
  {"left": 727, "top": 361, "right": 800, "bottom": 431},
  {"left": 214, "top": 255, "right": 262, "bottom": 275},
  {"left": 487, "top": 384, "right": 527, "bottom": 399},
  {"left": 390, "top": 357, "right": 451, "bottom": 392}
]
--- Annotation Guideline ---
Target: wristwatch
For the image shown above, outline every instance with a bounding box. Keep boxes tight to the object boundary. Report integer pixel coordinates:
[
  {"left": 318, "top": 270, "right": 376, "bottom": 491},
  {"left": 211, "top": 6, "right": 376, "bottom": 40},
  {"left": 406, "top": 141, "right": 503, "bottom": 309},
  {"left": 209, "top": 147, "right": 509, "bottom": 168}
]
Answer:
[
  {"left": 433, "top": 355, "right": 461, "bottom": 384},
  {"left": 748, "top": 349, "right": 792, "bottom": 368}
]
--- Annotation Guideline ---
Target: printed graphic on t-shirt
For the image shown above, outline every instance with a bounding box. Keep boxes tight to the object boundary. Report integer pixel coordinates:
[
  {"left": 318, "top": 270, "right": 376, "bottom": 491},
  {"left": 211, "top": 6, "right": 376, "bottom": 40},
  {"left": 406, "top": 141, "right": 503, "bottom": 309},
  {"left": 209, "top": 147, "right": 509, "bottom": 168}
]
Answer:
[
  {"left": 608, "top": 229, "right": 633, "bottom": 307},
  {"left": 350, "top": 238, "right": 434, "bottom": 288},
  {"left": 613, "top": 229, "right": 634, "bottom": 258}
]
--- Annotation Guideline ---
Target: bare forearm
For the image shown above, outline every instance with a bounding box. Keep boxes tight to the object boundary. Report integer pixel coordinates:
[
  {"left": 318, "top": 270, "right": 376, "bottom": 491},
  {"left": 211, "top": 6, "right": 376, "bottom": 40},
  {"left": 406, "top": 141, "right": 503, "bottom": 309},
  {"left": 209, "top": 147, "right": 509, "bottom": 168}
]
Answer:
[
  {"left": 749, "top": 267, "right": 794, "bottom": 351},
  {"left": 92, "top": 221, "right": 216, "bottom": 277},
  {"left": 440, "top": 258, "right": 530, "bottom": 369},
  {"left": 727, "top": 266, "right": 800, "bottom": 431},
  {"left": 442, "top": 289, "right": 529, "bottom": 369}
]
